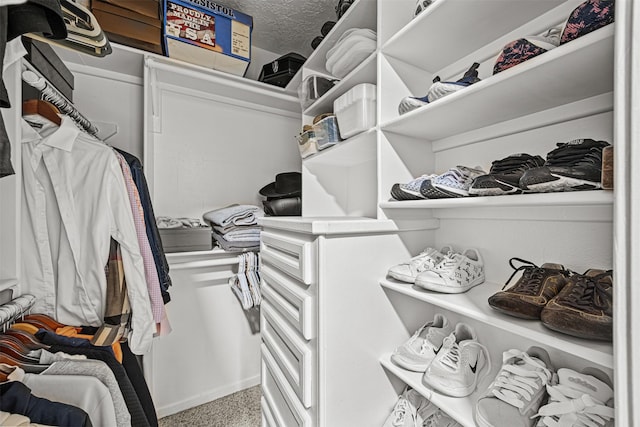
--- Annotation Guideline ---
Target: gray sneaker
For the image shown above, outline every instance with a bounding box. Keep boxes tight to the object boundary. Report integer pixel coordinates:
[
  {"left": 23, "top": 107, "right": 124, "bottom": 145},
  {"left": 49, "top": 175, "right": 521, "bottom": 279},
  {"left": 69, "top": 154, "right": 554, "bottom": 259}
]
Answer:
[
  {"left": 391, "top": 313, "right": 453, "bottom": 372},
  {"left": 383, "top": 387, "right": 432, "bottom": 427},
  {"left": 475, "top": 347, "right": 554, "bottom": 427}
]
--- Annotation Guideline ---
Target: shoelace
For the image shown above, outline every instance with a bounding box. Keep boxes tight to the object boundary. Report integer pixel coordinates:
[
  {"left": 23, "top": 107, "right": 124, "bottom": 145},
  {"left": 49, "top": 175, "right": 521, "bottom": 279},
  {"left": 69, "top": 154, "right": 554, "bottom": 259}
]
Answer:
[
  {"left": 391, "top": 397, "right": 410, "bottom": 426},
  {"left": 502, "top": 257, "right": 571, "bottom": 294},
  {"left": 439, "top": 336, "right": 492, "bottom": 383},
  {"left": 490, "top": 352, "right": 552, "bottom": 409},
  {"left": 535, "top": 384, "right": 614, "bottom": 426},
  {"left": 419, "top": 329, "right": 437, "bottom": 354},
  {"left": 558, "top": 271, "right": 613, "bottom": 313}
]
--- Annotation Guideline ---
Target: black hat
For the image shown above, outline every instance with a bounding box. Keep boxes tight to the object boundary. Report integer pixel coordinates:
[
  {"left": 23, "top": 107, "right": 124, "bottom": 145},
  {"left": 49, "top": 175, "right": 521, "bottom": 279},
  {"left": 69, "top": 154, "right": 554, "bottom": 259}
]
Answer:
[
  {"left": 8, "top": 0, "right": 67, "bottom": 40},
  {"left": 259, "top": 172, "right": 301, "bottom": 199}
]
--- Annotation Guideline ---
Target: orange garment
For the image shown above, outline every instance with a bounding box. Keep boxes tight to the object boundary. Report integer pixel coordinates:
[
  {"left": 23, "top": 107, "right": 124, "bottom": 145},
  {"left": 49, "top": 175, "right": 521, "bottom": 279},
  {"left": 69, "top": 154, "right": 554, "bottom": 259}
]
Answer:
[{"left": 55, "top": 326, "right": 122, "bottom": 363}]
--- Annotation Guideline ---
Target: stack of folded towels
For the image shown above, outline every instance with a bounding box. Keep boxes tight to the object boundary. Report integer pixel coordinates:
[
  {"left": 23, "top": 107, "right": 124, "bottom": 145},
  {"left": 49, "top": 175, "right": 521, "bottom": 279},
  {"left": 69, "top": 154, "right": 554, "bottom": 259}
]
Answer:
[{"left": 203, "top": 204, "right": 264, "bottom": 252}]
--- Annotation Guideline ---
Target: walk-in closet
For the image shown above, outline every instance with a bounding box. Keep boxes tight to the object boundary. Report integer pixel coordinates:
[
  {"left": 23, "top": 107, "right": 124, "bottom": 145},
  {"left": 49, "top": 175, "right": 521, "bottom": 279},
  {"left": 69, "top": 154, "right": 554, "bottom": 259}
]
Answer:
[{"left": 1, "top": 0, "right": 638, "bottom": 426}]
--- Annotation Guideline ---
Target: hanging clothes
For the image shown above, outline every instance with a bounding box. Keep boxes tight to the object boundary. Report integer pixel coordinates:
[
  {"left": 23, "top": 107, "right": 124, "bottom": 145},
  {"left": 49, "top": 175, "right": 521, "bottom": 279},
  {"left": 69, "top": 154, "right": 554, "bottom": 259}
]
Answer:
[{"left": 20, "top": 116, "right": 154, "bottom": 355}]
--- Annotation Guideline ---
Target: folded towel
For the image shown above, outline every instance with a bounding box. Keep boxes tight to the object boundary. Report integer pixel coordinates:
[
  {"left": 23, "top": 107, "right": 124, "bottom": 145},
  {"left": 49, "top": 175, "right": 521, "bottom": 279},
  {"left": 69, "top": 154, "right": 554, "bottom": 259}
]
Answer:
[
  {"left": 212, "top": 229, "right": 260, "bottom": 252},
  {"left": 222, "top": 228, "right": 261, "bottom": 242},
  {"left": 213, "top": 224, "right": 261, "bottom": 235},
  {"left": 203, "top": 204, "right": 264, "bottom": 228}
]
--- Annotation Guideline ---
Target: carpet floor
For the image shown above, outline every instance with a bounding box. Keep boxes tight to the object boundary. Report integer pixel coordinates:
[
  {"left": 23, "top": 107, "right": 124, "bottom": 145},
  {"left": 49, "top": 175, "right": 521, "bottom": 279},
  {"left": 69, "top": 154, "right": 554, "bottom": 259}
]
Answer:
[{"left": 158, "top": 386, "right": 261, "bottom": 427}]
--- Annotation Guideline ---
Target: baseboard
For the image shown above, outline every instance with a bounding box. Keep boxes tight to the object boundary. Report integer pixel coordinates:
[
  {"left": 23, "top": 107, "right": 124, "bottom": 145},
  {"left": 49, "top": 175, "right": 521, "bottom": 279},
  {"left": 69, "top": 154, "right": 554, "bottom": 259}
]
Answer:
[{"left": 156, "top": 375, "right": 261, "bottom": 418}]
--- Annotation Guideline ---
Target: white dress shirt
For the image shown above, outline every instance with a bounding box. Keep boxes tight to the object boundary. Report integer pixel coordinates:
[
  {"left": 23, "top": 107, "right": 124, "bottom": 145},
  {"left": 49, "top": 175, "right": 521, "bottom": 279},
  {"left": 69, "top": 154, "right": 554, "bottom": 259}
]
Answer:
[{"left": 21, "top": 117, "right": 154, "bottom": 354}]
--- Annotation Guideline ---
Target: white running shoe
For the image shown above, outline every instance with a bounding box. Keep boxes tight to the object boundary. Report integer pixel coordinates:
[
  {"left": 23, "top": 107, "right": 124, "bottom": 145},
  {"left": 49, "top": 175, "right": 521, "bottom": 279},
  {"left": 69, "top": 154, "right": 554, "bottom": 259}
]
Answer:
[
  {"left": 383, "top": 387, "right": 432, "bottom": 427},
  {"left": 422, "top": 323, "right": 491, "bottom": 397},
  {"left": 534, "top": 368, "right": 614, "bottom": 427},
  {"left": 475, "top": 347, "right": 554, "bottom": 427},
  {"left": 391, "top": 313, "right": 453, "bottom": 372},
  {"left": 415, "top": 248, "right": 485, "bottom": 293},
  {"left": 387, "top": 245, "right": 453, "bottom": 284},
  {"left": 431, "top": 165, "right": 487, "bottom": 197},
  {"left": 390, "top": 174, "right": 437, "bottom": 200}
]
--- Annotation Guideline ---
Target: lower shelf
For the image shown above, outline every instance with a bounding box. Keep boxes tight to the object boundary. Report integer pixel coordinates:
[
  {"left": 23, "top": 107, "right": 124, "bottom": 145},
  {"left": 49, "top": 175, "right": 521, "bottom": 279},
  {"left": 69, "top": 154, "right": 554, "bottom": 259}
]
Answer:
[
  {"left": 380, "top": 354, "right": 479, "bottom": 427},
  {"left": 380, "top": 279, "right": 613, "bottom": 369}
]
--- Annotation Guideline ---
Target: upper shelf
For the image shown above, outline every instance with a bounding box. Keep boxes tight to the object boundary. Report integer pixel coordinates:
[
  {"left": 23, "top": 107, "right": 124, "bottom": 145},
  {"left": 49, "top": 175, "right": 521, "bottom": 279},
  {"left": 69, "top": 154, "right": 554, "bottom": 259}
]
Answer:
[
  {"left": 303, "top": 51, "right": 377, "bottom": 117},
  {"left": 381, "top": 25, "right": 614, "bottom": 141},
  {"left": 302, "top": 0, "right": 377, "bottom": 75},
  {"left": 383, "top": 0, "right": 565, "bottom": 74},
  {"left": 380, "top": 279, "right": 614, "bottom": 369}
]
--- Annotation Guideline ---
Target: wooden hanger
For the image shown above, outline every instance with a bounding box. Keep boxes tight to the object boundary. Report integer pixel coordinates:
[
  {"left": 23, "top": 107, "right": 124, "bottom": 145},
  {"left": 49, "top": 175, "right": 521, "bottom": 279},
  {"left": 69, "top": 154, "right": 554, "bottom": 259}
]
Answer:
[
  {"left": 24, "top": 313, "right": 66, "bottom": 331},
  {"left": 4, "top": 328, "right": 48, "bottom": 350},
  {"left": 22, "top": 99, "right": 61, "bottom": 126}
]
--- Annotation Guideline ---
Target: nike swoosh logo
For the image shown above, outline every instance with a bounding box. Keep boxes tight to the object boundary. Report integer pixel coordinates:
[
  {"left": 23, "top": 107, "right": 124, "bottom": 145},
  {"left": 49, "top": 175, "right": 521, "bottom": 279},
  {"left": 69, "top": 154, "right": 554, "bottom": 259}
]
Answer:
[
  {"left": 433, "top": 342, "right": 443, "bottom": 354},
  {"left": 470, "top": 359, "right": 479, "bottom": 374}
]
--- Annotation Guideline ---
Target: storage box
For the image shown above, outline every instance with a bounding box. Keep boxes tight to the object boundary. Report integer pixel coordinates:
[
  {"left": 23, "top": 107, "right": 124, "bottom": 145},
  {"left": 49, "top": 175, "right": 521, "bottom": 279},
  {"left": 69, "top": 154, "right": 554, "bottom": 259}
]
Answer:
[
  {"left": 312, "top": 115, "right": 341, "bottom": 150},
  {"left": 296, "top": 129, "right": 319, "bottom": 159},
  {"left": 92, "top": 0, "right": 164, "bottom": 55},
  {"left": 259, "top": 52, "right": 305, "bottom": 88},
  {"left": 333, "top": 83, "right": 376, "bottom": 139},
  {"left": 21, "top": 37, "right": 74, "bottom": 101},
  {"left": 601, "top": 145, "right": 613, "bottom": 190},
  {"left": 159, "top": 225, "right": 213, "bottom": 252},
  {"left": 298, "top": 75, "right": 338, "bottom": 109},
  {"left": 99, "top": 0, "right": 161, "bottom": 19},
  {"left": 163, "top": 0, "right": 252, "bottom": 76}
]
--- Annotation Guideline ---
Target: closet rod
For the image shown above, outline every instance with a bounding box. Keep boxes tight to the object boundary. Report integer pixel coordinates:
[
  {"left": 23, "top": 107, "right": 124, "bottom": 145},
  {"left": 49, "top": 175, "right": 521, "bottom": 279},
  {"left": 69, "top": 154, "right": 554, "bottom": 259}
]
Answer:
[{"left": 21, "top": 60, "right": 99, "bottom": 136}]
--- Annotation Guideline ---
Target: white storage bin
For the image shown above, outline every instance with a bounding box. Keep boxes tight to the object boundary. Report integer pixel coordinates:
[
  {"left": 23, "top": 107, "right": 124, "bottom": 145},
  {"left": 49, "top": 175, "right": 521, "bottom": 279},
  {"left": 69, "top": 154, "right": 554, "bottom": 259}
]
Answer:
[
  {"left": 312, "top": 115, "right": 342, "bottom": 150},
  {"left": 333, "top": 83, "right": 376, "bottom": 139},
  {"left": 296, "top": 129, "right": 319, "bottom": 158}
]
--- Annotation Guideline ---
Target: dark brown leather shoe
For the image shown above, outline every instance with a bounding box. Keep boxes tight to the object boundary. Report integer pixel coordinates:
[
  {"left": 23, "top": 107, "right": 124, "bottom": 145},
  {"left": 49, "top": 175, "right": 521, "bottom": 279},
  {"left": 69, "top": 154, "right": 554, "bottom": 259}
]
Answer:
[
  {"left": 541, "top": 269, "right": 613, "bottom": 341},
  {"left": 488, "top": 258, "right": 570, "bottom": 320}
]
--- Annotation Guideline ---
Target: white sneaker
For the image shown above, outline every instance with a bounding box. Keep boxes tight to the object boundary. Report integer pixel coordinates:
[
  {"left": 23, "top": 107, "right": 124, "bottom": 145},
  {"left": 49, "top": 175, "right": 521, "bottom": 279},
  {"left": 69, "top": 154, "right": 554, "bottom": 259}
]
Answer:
[
  {"left": 422, "top": 323, "right": 491, "bottom": 397},
  {"left": 387, "top": 246, "right": 453, "bottom": 284},
  {"left": 432, "top": 165, "right": 487, "bottom": 197},
  {"left": 383, "top": 387, "right": 432, "bottom": 427},
  {"left": 423, "top": 408, "right": 463, "bottom": 427},
  {"left": 475, "top": 347, "right": 554, "bottom": 427},
  {"left": 415, "top": 248, "right": 485, "bottom": 293},
  {"left": 391, "top": 313, "right": 453, "bottom": 372},
  {"left": 534, "top": 368, "right": 614, "bottom": 427},
  {"left": 391, "top": 174, "right": 437, "bottom": 201}
]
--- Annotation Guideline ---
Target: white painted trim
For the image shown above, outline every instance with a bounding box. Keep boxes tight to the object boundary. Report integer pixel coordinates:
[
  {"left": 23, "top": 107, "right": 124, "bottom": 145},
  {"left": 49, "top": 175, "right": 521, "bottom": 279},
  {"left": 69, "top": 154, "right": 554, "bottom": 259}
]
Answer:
[
  {"left": 155, "top": 375, "right": 261, "bottom": 419},
  {"left": 64, "top": 62, "right": 143, "bottom": 86}
]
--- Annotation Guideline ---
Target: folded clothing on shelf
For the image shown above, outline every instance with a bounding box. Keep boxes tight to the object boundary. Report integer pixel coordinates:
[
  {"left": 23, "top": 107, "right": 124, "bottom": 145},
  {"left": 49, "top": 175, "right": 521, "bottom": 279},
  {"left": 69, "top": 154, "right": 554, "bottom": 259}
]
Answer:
[
  {"left": 325, "top": 28, "right": 376, "bottom": 79},
  {"left": 212, "top": 228, "right": 260, "bottom": 252},
  {"left": 203, "top": 204, "right": 264, "bottom": 230}
]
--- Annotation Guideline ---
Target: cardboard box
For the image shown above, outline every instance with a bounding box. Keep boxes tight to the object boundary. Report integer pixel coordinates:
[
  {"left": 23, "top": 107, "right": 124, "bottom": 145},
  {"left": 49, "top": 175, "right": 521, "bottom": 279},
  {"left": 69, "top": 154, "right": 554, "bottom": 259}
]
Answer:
[
  {"left": 163, "top": 0, "right": 252, "bottom": 76},
  {"left": 92, "top": 0, "right": 164, "bottom": 55},
  {"left": 100, "top": 0, "right": 161, "bottom": 19},
  {"left": 21, "top": 37, "right": 74, "bottom": 101},
  {"left": 159, "top": 225, "right": 213, "bottom": 253}
]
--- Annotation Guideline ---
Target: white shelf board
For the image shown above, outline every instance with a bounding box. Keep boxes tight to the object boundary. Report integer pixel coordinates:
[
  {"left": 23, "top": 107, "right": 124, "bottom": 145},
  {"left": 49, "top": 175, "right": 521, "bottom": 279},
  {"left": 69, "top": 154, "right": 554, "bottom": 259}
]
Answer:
[
  {"left": 380, "top": 354, "right": 477, "bottom": 427},
  {"left": 303, "top": 52, "right": 377, "bottom": 117},
  {"left": 258, "top": 216, "right": 423, "bottom": 235},
  {"left": 380, "top": 190, "right": 613, "bottom": 210},
  {"left": 303, "top": 0, "right": 377, "bottom": 75},
  {"left": 304, "top": 127, "right": 377, "bottom": 166},
  {"left": 381, "top": 25, "right": 614, "bottom": 141},
  {"left": 382, "top": 0, "right": 565, "bottom": 73},
  {"left": 380, "top": 279, "right": 613, "bottom": 369},
  {"left": 0, "top": 279, "right": 19, "bottom": 293}
]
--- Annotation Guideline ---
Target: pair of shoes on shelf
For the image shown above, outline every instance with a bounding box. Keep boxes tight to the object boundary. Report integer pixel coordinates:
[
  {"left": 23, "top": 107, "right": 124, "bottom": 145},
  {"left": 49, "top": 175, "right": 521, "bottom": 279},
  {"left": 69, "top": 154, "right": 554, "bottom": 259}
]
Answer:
[
  {"left": 488, "top": 257, "right": 613, "bottom": 341},
  {"left": 390, "top": 165, "right": 487, "bottom": 201},
  {"left": 392, "top": 316, "right": 491, "bottom": 399},
  {"left": 464, "top": 138, "right": 611, "bottom": 196},
  {"left": 383, "top": 386, "right": 461, "bottom": 427},
  {"left": 398, "top": 63, "right": 482, "bottom": 115},
  {"left": 388, "top": 246, "right": 485, "bottom": 294},
  {"left": 475, "top": 346, "right": 614, "bottom": 427}
]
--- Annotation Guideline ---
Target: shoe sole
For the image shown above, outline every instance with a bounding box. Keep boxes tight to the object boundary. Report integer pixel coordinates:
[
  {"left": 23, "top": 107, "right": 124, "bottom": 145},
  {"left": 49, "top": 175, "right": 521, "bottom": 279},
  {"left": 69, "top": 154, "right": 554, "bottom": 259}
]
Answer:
[
  {"left": 432, "top": 183, "right": 469, "bottom": 197},
  {"left": 523, "top": 174, "right": 601, "bottom": 192},
  {"left": 388, "top": 271, "right": 417, "bottom": 284},
  {"left": 391, "top": 184, "right": 426, "bottom": 201},
  {"left": 414, "top": 276, "right": 485, "bottom": 294}
]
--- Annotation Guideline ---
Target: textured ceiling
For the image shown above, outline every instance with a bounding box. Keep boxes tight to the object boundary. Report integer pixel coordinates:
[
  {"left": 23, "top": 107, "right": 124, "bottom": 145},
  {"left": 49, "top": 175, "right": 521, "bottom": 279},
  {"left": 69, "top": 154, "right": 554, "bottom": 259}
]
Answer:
[{"left": 220, "top": 0, "right": 338, "bottom": 58}]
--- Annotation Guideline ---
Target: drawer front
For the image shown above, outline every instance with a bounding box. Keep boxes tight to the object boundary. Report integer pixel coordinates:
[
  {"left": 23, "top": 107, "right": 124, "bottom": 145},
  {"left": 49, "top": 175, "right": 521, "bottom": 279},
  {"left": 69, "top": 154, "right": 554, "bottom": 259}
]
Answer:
[
  {"left": 261, "top": 343, "right": 312, "bottom": 427},
  {"left": 261, "top": 263, "right": 315, "bottom": 340},
  {"left": 261, "top": 301, "right": 314, "bottom": 408},
  {"left": 261, "top": 231, "right": 315, "bottom": 285},
  {"left": 262, "top": 396, "right": 277, "bottom": 427}
]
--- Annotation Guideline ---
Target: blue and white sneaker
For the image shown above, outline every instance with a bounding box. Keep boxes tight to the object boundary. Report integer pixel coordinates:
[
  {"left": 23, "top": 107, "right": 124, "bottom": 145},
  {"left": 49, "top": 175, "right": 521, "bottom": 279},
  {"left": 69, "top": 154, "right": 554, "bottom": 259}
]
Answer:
[
  {"left": 398, "top": 63, "right": 481, "bottom": 115},
  {"left": 391, "top": 174, "right": 437, "bottom": 200},
  {"left": 421, "top": 166, "right": 487, "bottom": 199}
]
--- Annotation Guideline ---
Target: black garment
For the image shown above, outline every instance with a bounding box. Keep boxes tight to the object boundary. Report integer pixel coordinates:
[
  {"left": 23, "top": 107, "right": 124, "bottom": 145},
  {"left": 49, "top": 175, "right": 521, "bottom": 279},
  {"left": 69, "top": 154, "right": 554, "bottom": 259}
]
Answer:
[
  {"left": 35, "top": 332, "right": 152, "bottom": 427},
  {"left": 116, "top": 149, "right": 172, "bottom": 303},
  {"left": 80, "top": 327, "right": 159, "bottom": 427},
  {"left": 0, "top": 380, "right": 92, "bottom": 427},
  {"left": 0, "top": 0, "right": 67, "bottom": 178}
]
